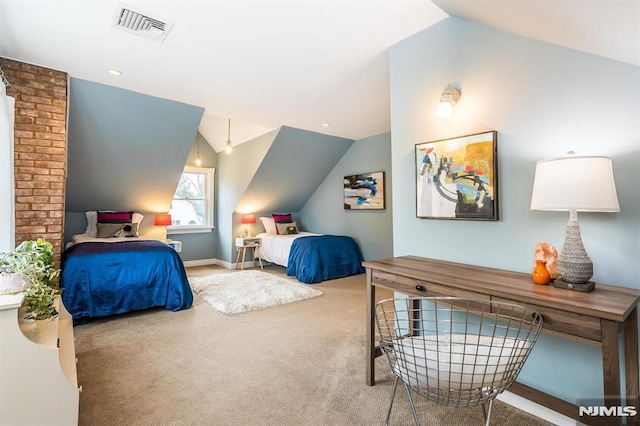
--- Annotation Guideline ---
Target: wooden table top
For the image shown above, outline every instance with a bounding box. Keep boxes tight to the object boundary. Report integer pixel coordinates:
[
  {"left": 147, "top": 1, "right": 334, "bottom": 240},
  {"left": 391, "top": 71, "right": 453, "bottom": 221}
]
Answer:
[{"left": 363, "top": 256, "right": 640, "bottom": 323}]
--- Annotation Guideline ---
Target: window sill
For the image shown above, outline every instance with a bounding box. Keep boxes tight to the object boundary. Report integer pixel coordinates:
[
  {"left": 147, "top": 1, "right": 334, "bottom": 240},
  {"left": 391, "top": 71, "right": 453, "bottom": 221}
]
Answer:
[{"left": 167, "top": 226, "right": 213, "bottom": 235}]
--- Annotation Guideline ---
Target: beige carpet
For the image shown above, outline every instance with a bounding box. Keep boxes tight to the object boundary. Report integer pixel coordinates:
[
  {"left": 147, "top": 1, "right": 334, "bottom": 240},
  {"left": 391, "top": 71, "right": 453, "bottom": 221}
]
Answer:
[{"left": 74, "top": 266, "right": 553, "bottom": 426}]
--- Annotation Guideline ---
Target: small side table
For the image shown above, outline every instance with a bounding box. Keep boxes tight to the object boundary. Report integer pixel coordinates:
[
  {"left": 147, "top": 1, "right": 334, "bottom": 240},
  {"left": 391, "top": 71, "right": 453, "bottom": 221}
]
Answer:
[
  {"left": 165, "top": 239, "right": 182, "bottom": 252},
  {"left": 235, "top": 237, "right": 263, "bottom": 270}
]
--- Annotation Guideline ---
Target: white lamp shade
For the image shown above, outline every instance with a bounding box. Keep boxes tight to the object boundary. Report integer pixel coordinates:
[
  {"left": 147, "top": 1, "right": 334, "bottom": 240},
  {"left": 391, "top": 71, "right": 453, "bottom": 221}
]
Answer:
[
  {"left": 436, "top": 101, "right": 452, "bottom": 119},
  {"left": 530, "top": 155, "right": 620, "bottom": 212}
]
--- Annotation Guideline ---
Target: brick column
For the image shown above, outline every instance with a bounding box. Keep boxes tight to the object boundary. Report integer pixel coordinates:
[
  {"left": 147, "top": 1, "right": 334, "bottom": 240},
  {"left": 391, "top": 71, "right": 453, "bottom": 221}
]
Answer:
[{"left": 0, "top": 58, "right": 68, "bottom": 265}]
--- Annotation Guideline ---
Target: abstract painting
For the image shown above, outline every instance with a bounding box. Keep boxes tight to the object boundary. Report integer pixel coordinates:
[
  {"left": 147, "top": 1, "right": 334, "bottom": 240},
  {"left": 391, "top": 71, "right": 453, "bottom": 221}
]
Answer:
[
  {"left": 415, "top": 131, "right": 498, "bottom": 220},
  {"left": 344, "top": 171, "right": 385, "bottom": 210}
]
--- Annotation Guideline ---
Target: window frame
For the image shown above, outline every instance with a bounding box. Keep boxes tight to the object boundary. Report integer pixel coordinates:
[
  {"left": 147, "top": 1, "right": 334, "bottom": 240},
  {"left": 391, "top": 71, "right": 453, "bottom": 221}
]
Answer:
[{"left": 167, "top": 166, "right": 215, "bottom": 235}]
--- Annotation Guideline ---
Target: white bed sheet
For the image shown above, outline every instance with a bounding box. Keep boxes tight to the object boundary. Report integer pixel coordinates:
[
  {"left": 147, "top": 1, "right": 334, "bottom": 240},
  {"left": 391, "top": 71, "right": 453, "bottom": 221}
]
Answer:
[
  {"left": 256, "top": 232, "right": 319, "bottom": 267},
  {"left": 65, "top": 234, "right": 155, "bottom": 249}
]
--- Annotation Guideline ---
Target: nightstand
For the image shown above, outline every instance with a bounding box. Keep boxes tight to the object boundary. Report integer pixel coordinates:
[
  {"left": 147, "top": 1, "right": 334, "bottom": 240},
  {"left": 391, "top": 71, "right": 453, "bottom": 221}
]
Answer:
[
  {"left": 235, "top": 237, "right": 263, "bottom": 270},
  {"left": 165, "top": 239, "right": 182, "bottom": 252}
]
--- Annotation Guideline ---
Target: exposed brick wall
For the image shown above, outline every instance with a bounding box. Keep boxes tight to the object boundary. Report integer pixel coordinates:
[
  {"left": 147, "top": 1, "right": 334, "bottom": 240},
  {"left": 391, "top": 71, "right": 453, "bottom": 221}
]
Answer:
[{"left": 1, "top": 57, "right": 68, "bottom": 265}]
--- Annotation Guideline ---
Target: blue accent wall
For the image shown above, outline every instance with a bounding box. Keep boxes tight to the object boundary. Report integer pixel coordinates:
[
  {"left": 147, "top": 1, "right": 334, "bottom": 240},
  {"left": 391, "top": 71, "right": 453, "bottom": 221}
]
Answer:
[
  {"left": 221, "top": 126, "right": 355, "bottom": 264},
  {"left": 300, "top": 132, "right": 393, "bottom": 261},
  {"left": 389, "top": 17, "right": 639, "bottom": 404},
  {"left": 64, "top": 78, "right": 204, "bottom": 241},
  {"left": 237, "top": 126, "right": 355, "bottom": 213}
]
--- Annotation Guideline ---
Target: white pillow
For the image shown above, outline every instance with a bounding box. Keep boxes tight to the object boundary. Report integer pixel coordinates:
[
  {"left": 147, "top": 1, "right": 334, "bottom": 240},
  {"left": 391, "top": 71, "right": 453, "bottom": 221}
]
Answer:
[
  {"left": 85, "top": 211, "right": 98, "bottom": 237},
  {"left": 260, "top": 216, "right": 277, "bottom": 234},
  {"left": 132, "top": 212, "right": 144, "bottom": 225},
  {"left": 392, "top": 334, "right": 530, "bottom": 390}
]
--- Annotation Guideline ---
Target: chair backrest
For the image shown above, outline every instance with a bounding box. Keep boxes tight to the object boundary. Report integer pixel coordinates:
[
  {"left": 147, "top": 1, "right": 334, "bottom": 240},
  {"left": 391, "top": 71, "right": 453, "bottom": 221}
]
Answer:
[{"left": 375, "top": 297, "right": 543, "bottom": 407}]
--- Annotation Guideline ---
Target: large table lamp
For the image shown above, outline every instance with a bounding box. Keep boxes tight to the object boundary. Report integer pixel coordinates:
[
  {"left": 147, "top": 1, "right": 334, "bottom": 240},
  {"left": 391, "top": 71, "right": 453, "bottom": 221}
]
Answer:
[{"left": 530, "top": 153, "right": 620, "bottom": 290}]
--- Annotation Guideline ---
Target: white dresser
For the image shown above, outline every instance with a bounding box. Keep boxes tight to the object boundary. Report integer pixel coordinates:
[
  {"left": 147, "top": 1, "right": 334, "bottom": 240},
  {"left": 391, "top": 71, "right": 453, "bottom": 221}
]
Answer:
[{"left": 0, "top": 294, "right": 80, "bottom": 425}]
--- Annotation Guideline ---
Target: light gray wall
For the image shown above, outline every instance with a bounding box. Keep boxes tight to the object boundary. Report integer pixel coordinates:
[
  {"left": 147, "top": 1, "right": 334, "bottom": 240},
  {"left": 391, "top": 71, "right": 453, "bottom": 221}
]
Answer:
[
  {"left": 389, "top": 17, "right": 639, "bottom": 404},
  {"left": 167, "top": 133, "right": 219, "bottom": 262},
  {"left": 223, "top": 126, "right": 355, "bottom": 263},
  {"left": 300, "top": 132, "right": 393, "bottom": 261},
  {"left": 64, "top": 78, "right": 204, "bottom": 242},
  {"left": 216, "top": 130, "right": 279, "bottom": 264},
  {"left": 236, "top": 126, "right": 355, "bottom": 213}
]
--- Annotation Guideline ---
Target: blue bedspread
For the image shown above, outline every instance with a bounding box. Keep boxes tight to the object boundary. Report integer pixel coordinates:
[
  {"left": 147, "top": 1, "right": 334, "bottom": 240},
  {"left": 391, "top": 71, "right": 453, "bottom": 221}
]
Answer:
[
  {"left": 60, "top": 240, "right": 193, "bottom": 322},
  {"left": 287, "top": 235, "right": 364, "bottom": 284}
]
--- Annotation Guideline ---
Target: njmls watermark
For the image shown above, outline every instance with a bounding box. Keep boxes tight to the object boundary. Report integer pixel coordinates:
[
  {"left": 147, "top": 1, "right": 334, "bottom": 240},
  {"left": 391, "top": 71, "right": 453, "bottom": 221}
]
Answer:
[
  {"left": 578, "top": 397, "right": 638, "bottom": 424},
  {"left": 578, "top": 405, "right": 637, "bottom": 417}
]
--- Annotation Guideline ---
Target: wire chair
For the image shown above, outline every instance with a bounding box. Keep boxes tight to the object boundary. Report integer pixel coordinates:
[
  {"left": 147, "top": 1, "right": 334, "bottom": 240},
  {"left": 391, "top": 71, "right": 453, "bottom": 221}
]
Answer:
[{"left": 375, "top": 297, "right": 543, "bottom": 426}]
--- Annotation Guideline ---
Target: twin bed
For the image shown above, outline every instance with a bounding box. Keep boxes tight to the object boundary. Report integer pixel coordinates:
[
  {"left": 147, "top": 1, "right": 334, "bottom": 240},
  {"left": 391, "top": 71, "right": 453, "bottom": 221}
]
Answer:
[
  {"left": 60, "top": 212, "right": 193, "bottom": 323},
  {"left": 258, "top": 231, "right": 365, "bottom": 284},
  {"left": 60, "top": 211, "right": 363, "bottom": 322}
]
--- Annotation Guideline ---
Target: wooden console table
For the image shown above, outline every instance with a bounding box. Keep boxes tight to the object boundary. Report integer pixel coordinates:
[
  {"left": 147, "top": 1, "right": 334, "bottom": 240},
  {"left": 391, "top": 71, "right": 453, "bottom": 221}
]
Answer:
[{"left": 364, "top": 256, "right": 640, "bottom": 424}]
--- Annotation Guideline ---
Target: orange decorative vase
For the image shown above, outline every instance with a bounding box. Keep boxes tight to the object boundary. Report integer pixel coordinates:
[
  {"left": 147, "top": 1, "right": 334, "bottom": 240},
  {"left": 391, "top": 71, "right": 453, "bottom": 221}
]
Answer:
[{"left": 532, "top": 260, "right": 551, "bottom": 285}]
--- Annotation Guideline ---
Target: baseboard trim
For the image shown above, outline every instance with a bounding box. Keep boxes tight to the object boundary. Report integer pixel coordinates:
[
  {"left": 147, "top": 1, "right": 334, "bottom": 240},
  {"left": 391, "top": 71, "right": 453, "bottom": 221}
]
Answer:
[
  {"left": 498, "top": 390, "right": 581, "bottom": 426},
  {"left": 183, "top": 258, "right": 275, "bottom": 270},
  {"left": 182, "top": 258, "right": 217, "bottom": 268},
  {"left": 215, "top": 259, "right": 235, "bottom": 270}
]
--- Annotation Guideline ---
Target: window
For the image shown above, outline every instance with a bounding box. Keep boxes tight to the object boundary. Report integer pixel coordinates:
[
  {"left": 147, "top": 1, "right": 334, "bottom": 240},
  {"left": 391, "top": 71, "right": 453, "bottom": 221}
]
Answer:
[{"left": 168, "top": 166, "right": 215, "bottom": 234}]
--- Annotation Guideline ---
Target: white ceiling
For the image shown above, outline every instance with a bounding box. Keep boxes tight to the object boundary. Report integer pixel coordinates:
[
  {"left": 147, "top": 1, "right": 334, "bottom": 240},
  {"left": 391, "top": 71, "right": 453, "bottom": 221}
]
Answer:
[{"left": 1, "top": 1, "right": 637, "bottom": 152}]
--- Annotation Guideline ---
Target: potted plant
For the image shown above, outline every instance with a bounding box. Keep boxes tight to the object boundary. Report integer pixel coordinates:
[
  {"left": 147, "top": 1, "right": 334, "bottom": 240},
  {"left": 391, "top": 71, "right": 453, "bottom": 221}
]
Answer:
[
  {"left": 0, "top": 251, "right": 32, "bottom": 294},
  {"left": 0, "top": 238, "right": 61, "bottom": 320}
]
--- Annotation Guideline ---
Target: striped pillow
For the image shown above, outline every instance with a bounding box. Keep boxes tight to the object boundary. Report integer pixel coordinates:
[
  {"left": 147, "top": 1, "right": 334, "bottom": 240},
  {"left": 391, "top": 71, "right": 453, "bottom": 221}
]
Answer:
[
  {"left": 272, "top": 213, "right": 292, "bottom": 223},
  {"left": 97, "top": 211, "right": 134, "bottom": 223}
]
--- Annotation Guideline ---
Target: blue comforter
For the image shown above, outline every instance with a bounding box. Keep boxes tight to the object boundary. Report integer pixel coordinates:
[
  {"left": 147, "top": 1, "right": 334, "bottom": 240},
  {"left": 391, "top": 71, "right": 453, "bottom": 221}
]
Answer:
[
  {"left": 60, "top": 240, "right": 193, "bottom": 322},
  {"left": 287, "top": 235, "right": 364, "bottom": 284}
]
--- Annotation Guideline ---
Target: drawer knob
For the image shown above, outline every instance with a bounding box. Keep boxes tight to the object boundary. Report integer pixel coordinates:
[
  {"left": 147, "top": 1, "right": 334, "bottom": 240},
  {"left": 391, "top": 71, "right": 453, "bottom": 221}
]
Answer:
[{"left": 415, "top": 285, "right": 425, "bottom": 292}]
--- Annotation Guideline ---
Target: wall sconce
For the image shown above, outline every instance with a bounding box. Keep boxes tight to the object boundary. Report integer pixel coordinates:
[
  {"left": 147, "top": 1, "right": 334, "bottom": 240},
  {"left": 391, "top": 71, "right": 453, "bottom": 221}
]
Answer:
[
  {"left": 530, "top": 152, "right": 620, "bottom": 291},
  {"left": 436, "top": 86, "right": 461, "bottom": 119},
  {"left": 241, "top": 214, "right": 256, "bottom": 237}
]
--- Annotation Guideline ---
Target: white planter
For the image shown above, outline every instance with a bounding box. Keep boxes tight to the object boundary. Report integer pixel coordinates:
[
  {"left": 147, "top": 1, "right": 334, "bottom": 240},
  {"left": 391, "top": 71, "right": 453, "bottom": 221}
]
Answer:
[{"left": 0, "top": 273, "right": 31, "bottom": 295}]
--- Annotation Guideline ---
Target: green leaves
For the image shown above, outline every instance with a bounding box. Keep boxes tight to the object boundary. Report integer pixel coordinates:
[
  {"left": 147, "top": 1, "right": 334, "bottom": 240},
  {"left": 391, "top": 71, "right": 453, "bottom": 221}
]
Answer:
[
  {"left": 0, "top": 238, "right": 61, "bottom": 320},
  {"left": 22, "top": 282, "right": 59, "bottom": 321}
]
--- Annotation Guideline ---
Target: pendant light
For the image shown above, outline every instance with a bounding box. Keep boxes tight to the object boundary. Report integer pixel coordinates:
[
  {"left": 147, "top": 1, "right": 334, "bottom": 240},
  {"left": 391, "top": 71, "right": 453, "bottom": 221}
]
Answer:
[
  {"left": 225, "top": 119, "right": 233, "bottom": 155},
  {"left": 195, "top": 136, "right": 202, "bottom": 166}
]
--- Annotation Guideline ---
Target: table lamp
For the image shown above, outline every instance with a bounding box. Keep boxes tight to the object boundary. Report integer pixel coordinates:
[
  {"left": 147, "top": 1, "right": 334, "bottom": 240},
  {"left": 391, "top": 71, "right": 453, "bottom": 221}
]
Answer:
[
  {"left": 242, "top": 214, "right": 256, "bottom": 237},
  {"left": 530, "top": 153, "right": 620, "bottom": 291},
  {"left": 154, "top": 213, "right": 172, "bottom": 240}
]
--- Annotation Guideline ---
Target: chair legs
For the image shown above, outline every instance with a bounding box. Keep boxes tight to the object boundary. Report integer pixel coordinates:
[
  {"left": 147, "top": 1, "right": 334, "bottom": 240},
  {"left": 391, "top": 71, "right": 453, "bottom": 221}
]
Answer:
[
  {"left": 385, "top": 377, "right": 399, "bottom": 426},
  {"left": 385, "top": 377, "right": 420, "bottom": 426},
  {"left": 481, "top": 399, "right": 494, "bottom": 426},
  {"left": 385, "top": 380, "right": 497, "bottom": 426},
  {"left": 403, "top": 382, "right": 421, "bottom": 425}
]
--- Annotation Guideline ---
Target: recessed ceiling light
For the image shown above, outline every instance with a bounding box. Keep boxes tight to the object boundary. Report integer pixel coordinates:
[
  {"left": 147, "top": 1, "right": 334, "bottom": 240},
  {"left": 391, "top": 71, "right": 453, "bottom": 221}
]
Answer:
[
  {"left": 107, "top": 69, "right": 122, "bottom": 76},
  {"left": 322, "top": 123, "right": 330, "bottom": 127}
]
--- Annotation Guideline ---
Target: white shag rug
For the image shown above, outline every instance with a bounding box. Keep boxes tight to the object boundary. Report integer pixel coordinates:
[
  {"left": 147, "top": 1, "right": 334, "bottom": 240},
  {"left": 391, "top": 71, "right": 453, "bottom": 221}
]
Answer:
[{"left": 189, "top": 270, "right": 323, "bottom": 315}]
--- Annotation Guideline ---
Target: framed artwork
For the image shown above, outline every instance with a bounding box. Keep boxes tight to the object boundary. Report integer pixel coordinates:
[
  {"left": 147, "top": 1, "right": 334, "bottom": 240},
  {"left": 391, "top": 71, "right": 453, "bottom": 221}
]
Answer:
[
  {"left": 344, "top": 171, "right": 385, "bottom": 210},
  {"left": 415, "top": 131, "right": 498, "bottom": 220}
]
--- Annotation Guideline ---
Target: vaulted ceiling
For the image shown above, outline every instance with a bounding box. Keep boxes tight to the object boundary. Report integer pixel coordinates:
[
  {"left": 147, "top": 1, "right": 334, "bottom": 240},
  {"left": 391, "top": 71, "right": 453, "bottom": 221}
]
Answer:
[{"left": 1, "top": 1, "right": 637, "bottom": 151}]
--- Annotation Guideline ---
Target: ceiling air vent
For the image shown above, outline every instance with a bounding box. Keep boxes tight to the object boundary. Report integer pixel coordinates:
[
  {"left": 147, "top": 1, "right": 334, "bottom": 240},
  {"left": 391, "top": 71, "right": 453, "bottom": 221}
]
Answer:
[{"left": 112, "top": 3, "right": 174, "bottom": 43}]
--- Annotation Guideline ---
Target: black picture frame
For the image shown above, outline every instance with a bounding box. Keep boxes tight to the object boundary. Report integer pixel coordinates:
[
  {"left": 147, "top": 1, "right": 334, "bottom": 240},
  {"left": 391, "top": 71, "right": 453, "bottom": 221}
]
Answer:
[{"left": 415, "top": 131, "right": 498, "bottom": 220}]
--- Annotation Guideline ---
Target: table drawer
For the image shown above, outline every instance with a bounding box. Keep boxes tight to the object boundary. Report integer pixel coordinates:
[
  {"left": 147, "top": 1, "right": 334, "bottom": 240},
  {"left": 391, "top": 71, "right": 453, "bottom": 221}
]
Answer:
[
  {"left": 493, "top": 297, "right": 602, "bottom": 342},
  {"left": 371, "top": 271, "right": 489, "bottom": 301}
]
